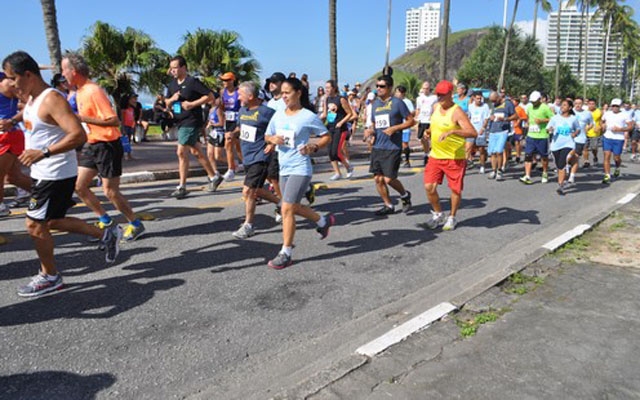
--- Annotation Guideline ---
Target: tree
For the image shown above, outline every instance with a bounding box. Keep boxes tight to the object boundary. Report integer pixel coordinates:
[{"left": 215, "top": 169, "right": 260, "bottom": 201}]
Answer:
[
  {"left": 329, "top": 0, "right": 337, "bottom": 82},
  {"left": 40, "top": 0, "right": 62, "bottom": 72},
  {"left": 178, "top": 29, "right": 260, "bottom": 88},
  {"left": 498, "top": 0, "right": 521, "bottom": 91},
  {"left": 397, "top": 74, "right": 421, "bottom": 101},
  {"left": 532, "top": 0, "right": 553, "bottom": 44},
  {"left": 439, "top": 0, "right": 451, "bottom": 80},
  {"left": 594, "top": 0, "right": 630, "bottom": 104},
  {"left": 81, "top": 21, "right": 170, "bottom": 102},
  {"left": 543, "top": 63, "right": 582, "bottom": 98}
]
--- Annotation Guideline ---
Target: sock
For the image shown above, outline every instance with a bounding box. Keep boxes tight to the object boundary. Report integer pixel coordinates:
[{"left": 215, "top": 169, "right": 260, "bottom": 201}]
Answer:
[
  {"left": 386, "top": 203, "right": 395, "bottom": 210},
  {"left": 130, "top": 219, "right": 142, "bottom": 228},
  {"left": 400, "top": 191, "right": 410, "bottom": 199},
  {"left": 569, "top": 173, "right": 575, "bottom": 182},
  {"left": 245, "top": 223, "right": 253, "bottom": 229},
  {"left": 317, "top": 215, "right": 327, "bottom": 228},
  {"left": 99, "top": 214, "right": 112, "bottom": 224},
  {"left": 45, "top": 273, "right": 59, "bottom": 281},
  {"left": 281, "top": 246, "right": 292, "bottom": 256}
]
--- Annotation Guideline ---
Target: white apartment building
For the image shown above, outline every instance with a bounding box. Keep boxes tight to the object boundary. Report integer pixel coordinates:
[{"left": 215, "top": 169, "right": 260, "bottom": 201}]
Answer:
[
  {"left": 544, "top": 2, "right": 622, "bottom": 86},
  {"left": 405, "top": 2, "right": 441, "bottom": 52}
]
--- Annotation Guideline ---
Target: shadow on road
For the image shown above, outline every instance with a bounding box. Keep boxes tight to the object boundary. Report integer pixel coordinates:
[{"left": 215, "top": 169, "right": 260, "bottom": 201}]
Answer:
[{"left": 0, "top": 370, "right": 116, "bottom": 400}]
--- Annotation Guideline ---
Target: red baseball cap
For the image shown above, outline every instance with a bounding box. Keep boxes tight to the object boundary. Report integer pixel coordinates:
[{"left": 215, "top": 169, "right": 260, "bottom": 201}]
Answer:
[
  {"left": 219, "top": 72, "right": 236, "bottom": 81},
  {"left": 434, "top": 80, "right": 454, "bottom": 95}
]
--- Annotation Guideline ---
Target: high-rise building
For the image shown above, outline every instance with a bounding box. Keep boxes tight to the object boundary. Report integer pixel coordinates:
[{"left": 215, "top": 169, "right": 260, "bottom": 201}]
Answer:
[
  {"left": 405, "top": 2, "right": 441, "bottom": 52},
  {"left": 544, "top": 2, "right": 622, "bottom": 86}
]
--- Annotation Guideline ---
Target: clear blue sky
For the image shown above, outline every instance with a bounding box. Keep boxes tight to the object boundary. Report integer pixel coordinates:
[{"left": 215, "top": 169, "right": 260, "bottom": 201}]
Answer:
[{"left": 3, "top": 0, "right": 639, "bottom": 99}]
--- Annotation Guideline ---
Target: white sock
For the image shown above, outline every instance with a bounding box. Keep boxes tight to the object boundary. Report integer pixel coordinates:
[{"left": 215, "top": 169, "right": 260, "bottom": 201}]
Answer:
[
  {"left": 317, "top": 215, "right": 327, "bottom": 228},
  {"left": 281, "top": 246, "right": 292, "bottom": 256},
  {"left": 45, "top": 273, "right": 59, "bottom": 281},
  {"left": 569, "top": 173, "right": 575, "bottom": 182}
]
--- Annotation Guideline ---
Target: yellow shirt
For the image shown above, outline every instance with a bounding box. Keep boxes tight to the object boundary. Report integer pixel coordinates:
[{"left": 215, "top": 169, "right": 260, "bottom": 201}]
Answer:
[
  {"left": 587, "top": 108, "right": 602, "bottom": 138},
  {"left": 430, "top": 103, "right": 465, "bottom": 160}
]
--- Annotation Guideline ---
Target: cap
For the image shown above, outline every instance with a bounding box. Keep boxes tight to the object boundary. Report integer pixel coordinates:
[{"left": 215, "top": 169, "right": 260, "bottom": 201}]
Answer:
[
  {"left": 366, "top": 92, "right": 375, "bottom": 101},
  {"left": 355, "top": 82, "right": 361, "bottom": 86},
  {"left": 611, "top": 98, "right": 622, "bottom": 106},
  {"left": 434, "top": 80, "right": 454, "bottom": 95},
  {"left": 219, "top": 72, "right": 236, "bottom": 81},
  {"left": 268, "top": 72, "right": 286, "bottom": 83},
  {"left": 529, "top": 91, "right": 542, "bottom": 102}
]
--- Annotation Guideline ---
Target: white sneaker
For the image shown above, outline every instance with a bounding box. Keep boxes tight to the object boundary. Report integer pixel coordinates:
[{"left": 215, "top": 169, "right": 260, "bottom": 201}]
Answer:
[
  {"left": 223, "top": 169, "right": 235, "bottom": 181},
  {"left": 425, "top": 211, "right": 446, "bottom": 229},
  {"left": 345, "top": 166, "right": 354, "bottom": 179},
  {"left": 479, "top": 166, "right": 485, "bottom": 174},
  {"left": 0, "top": 203, "right": 10, "bottom": 218},
  {"left": 329, "top": 173, "right": 342, "bottom": 181},
  {"left": 442, "top": 216, "right": 457, "bottom": 231},
  {"left": 488, "top": 170, "right": 497, "bottom": 179}
]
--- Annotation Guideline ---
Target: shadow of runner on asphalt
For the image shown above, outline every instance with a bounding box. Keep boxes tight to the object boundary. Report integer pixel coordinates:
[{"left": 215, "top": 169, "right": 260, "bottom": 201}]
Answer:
[
  {"left": 462, "top": 206, "right": 540, "bottom": 228},
  {"left": 0, "top": 371, "right": 116, "bottom": 400}
]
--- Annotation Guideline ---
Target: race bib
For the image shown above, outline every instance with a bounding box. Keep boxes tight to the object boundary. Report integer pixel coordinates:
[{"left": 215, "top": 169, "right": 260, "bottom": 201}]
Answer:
[
  {"left": 471, "top": 114, "right": 482, "bottom": 124},
  {"left": 375, "top": 114, "right": 390, "bottom": 129},
  {"left": 529, "top": 124, "right": 540, "bottom": 133},
  {"left": 172, "top": 102, "right": 182, "bottom": 114},
  {"left": 240, "top": 124, "right": 257, "bottom": 143},
  {"left": 208, "top": 128, "right": 224, "bottom": 143},
  {"left": 225, "top": 111, "right": 237, "bottom": 122},
  {"left": 494, "top": 112, "right": 505, "bottom": 120},
  {"left": 278, "top": 128, "right": 295, "bottom": 148}
]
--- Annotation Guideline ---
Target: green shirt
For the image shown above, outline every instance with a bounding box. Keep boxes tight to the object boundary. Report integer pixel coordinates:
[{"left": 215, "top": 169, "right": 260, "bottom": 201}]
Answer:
[{"left": 527, "top": 104, "right": 555, "bottom": 139}]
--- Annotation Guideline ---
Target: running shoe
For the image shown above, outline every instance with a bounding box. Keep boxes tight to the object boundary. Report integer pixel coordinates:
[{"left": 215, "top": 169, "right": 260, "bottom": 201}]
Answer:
[
  {"left": 268, "top": 252, "right": 293, "bottom": 270},
  {"left": 89, "top": 220, "right": 113, "bottom": 246},
  {"left": 602, "top": 174, "right": 611, "bottom": 184},
  {"left": 425, "top": 211, "right": 446, "bottom": 229},
  {"left": 274, "top": 206, "right": 283, "bottom": 223},
  {"left": 305, "top": 184, "right": 316, "bottom": 205},
  {"left": 519, "top": 175, "right": 533, "bottom": 185},
  {"left": 316, "top": 213, "right": 335, "bottom": 240},
  {"left": 613, "top": 169, "right": 620, "bottom": 178},
  {"left": 442, "top": 215, "right": 457, "bottom": 231},
  {"left": 235, "top": 164, "right": 245, "bottom": 174},
  {"left": 488, "top": 170, "right": 497, "bottom": 179},
  {"left": 479, "top": 166, "right": 485, "bottom": 174},
  {"left": 594, "top": 156, "right": 598, "bottom": 164},
  {"left": 401, "top": 191, "right": 412, "bottom": 213},
  {"left": 122, "top": 222, "right": 145, "bottom": 242},
  {"left": 0, "top": 203, "right": 10, "bottom": 218},
  {"left": 556, "top": 183, "right": 565, "bottom": 195},
  {"left": 223, "top": 169, "right": 235, "bottom": 182},
  {"left": 541, "top": 172, "right": 549, "bottom": 184},
  {"left": 346, "top": 166, "right": 354, "bottom": 179},
  {"left": 6, "top": 189, "right": 31, "bottom": 208},
  {"left": 374, "top": 205, "right": 395, "bottom": 216},
  {"left": 232, "top": 223, "right": 255, "bottom": 239},
  {"left": 583, "top": 161, "right": 591, "bottom": 168},
  {"left": 17, "top": 273, "right": 63, "bottom": 297},
  {"left": 207, "top": 175, "right": 223, "bottom": 192},
  {"left": 102, "top": 225, "right": 123, "bottom": 263},
  {"left": 403, "top": 161, "right": 411, "bottom": 168},
  {"left": 496, "top": 170, "right": 504, "bottom": 181},
  {"left": 170, "top": 186, "right": 188, "bottom": 199},
  {"left": 329, "top": 173, "right": 342, "bottom": 181}
]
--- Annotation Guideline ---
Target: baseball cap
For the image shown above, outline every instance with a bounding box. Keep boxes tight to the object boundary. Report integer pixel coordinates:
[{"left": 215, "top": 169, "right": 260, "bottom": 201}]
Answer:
[
  {"left": 434, "top": 80, "right": 454, "bottom": 95},
  {"left": 611, "top": 98, "right": 622, "bottom": 106},
  {"left": 529, "top": 91, "right": 542, "bottom": 102},
  {"left": 268, "top": 72, "right": 286, "bottom": 83},
  {"left": 367, "top": 92, "right": 375, "bottom": 101},
  {"left": 219, "top": 72, "right": 236, "bottom": 81}
]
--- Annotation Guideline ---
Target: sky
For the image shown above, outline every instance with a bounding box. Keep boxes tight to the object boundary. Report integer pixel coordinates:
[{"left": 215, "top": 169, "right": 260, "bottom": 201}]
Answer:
[{"left": 3, "top": 0, "right": 639, "bottom": 102}]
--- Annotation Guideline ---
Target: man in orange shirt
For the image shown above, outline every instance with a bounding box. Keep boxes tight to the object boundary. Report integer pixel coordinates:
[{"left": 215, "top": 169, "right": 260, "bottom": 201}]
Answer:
[
  {"left": 62, "top": 52, "right": 145, "bottom": 242},
  {"left": 511, "top": 97, "right": 528, "bottom": 164}
]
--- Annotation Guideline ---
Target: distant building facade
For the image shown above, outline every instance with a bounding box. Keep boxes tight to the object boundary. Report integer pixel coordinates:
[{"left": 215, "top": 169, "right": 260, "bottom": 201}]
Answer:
[{"left": 405, "top": 2, "right": 441, "bottom": 52}]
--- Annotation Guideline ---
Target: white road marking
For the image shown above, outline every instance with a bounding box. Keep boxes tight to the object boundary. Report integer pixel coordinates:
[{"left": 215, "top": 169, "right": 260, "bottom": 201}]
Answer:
[
  {"left": 542, "top": 224, "right": 591, "bottom": 251},
  {"left": 617, "top": 193, "right": 637, "bottom": 205}
]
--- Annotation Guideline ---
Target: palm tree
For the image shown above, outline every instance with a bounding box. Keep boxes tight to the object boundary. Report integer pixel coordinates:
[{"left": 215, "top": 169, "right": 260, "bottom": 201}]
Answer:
[
  {"left": 498, "top": 0, "right": 521, "bottom": 92},
  {"left": 178, "top": 29, "right": 260, "bottom": 88},
  {"left": 594, "top": 0, "right": 629, "bottom": 104},
  {"left": 40, "top": 0, "right": 62, "bottom": 72},
  {"left": 439, "top": 0, "right": 450, "bottom": 80},
  {"left": 532, "top": 0, "right": 552, "bottom": 44},
  {"left": 329, "top": 0, "right": 337, "bottom": 82}
]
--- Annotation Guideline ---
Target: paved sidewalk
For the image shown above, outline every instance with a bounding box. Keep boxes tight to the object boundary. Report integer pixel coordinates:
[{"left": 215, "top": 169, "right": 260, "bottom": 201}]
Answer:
[{"left": 310, "top": 197, "right": 640, "bottom": 399}]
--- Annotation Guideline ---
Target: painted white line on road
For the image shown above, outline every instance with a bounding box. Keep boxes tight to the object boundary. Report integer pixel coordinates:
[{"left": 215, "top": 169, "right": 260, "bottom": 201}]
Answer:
[
  {"left": 542, "top": 224, "right": 591, "bottom": 251},
  {"left": 356, "top": 302, "right": 457, "bottom": 358},
  {"left": 121, "top": 171, "right": 155, "bottom": 182},
  {"left": 617, "top": 193, "right": 637, "bottom": 205}
]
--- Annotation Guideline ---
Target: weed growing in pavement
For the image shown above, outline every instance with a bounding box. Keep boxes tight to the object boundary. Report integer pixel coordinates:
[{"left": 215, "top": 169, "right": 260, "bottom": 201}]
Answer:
[
  {"left": 609, "top": 221, "right": 627, "bottom": 231},
  {"left": 502, "top": 272, "right": 545, "bottom": 295},
  {"left": 456, "top": 309, "right": 508, "bottom": 338}
]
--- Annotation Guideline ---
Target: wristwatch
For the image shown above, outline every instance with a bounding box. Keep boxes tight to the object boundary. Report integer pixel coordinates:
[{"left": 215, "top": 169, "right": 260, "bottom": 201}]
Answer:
[{"left": 42, "top": 147, "right": 51, "bottom": 158}]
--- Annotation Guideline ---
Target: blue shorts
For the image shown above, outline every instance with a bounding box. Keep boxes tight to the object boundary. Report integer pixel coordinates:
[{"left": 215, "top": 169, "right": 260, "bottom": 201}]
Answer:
[
  {"left": 524, "top": 137, "right": 549, "bottom": 158},
  {"left": 475, "top": 133, "right": 488, "bottom": 147},
  {"left": 487, "top": 131, "right": 508, "bottom": 155},
  {"left": 402, "top": 130, "right": 411, "bottom": 144},
  {"left": 602, "top": 137, "right": 624, "bottom": 155}
]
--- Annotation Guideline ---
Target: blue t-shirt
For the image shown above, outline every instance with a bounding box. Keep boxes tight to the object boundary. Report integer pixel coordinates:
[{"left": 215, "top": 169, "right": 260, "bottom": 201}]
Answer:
[
  {"left": 401, "top": 98, "right": 415, "bottom": 135},
  {"left": 0, "top": 92, "right": 18, "bottom": 120},
  {"left": 468, "top": 103, "right": 490, "bottom": 133},
  {"left": 488, "top": 100, "right": 516, "bottom": 133},
  {"left": 370, "top": 97, "right": 410, "bottom": 150},
  {"left": 453, "top": 94, "right": 470, "bottom": 114},
  {"left": 548, "top": 114, "right": 580, "bottom": 151},
  {"left": 266, "top": 108, "right": 328, "bottom": 176},
  {"left": 238, "top": 104, "right": 276, "bottom": 166},
  {"left": 574, "top": 109, "right": 593, "bottom": 144}
]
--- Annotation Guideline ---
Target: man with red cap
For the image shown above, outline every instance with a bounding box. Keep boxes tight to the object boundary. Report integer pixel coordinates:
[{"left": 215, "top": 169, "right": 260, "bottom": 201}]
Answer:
[{"left": 423, "top": 80, "right": 477, "bottom": 231}]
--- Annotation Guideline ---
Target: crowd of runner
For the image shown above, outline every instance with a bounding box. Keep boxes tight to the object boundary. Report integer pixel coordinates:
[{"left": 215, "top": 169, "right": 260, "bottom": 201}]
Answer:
[{"left": 1, "top": 50, "right": 638, "bottom": 297}]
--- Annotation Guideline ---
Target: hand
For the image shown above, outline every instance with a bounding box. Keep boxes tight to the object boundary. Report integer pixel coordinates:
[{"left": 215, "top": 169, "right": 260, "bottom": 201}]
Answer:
[
  {"left": 0, "top": 119, "right": 14, "bottom": 131},
  {"left": 299, "top": 144, "right": 314, "bottom": 155},
  {"left": 18, "top": 149, "right": 45, "bottom": 167},
  {"left": 271, "top": 135, "right": 286, "bottom": 146},
  {"left": 264, "top": 144, "right": 275, "bottom": 154},
  {"left": 181, "top": 101, "right": 193, "bottom": 111},
  {"left": 438, "top": 132, "right": 450, "bottom": 142},
  {"left": 383, "top": 127, "right": 395, "bottom": 136},
  {"left": 534, "top": 118, "right": 542, "bottom": 125},
  {"left": 489, "top": 115, "right": 496, "bottom": 121}
]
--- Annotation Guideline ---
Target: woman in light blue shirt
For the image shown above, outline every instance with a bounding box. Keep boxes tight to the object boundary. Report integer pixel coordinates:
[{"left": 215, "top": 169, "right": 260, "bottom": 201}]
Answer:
[{"left": 547, "top": 99, "right": 580, "bottom": 195}]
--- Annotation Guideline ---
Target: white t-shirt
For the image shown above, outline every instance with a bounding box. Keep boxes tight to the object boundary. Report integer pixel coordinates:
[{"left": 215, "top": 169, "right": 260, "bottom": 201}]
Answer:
[
  {"left": 267, "top": 97, "right": 286, "bottom": 113},
  {"left": 602, "top": 110, "right": 631, "bottom": 141},
  {"left": 415, "top": 93, "right": 437, "bottom": 124},
  {"left": 468, "top": 103, "right": 491, "bottom": 133}
]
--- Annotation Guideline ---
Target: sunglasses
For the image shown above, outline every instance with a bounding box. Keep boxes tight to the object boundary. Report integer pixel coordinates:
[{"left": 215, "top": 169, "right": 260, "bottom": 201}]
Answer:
[{"left": 376, "top": 84, "right": 387, "bottom": 88}]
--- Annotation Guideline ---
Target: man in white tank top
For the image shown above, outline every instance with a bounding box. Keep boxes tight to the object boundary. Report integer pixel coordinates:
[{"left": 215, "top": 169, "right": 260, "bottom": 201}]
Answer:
[{"left": 2, "top": 51, "right": 122, "bottom": 298}]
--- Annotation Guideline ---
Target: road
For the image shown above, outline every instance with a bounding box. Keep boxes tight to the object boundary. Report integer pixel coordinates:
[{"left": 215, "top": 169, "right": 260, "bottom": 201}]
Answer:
[{"left": 1, "top": 155, "right": 639, "bottom": 400}]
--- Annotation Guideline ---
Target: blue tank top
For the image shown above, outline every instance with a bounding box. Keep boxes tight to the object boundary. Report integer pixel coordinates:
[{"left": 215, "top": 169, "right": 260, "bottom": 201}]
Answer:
[
  {"left": 68, "top": 92, "right": 79, "bottom": 114},
  {"left": 0, "top": 92, "right": 18, "bottom": 119},
  {"left": 208, "top": 106, "right": 220, "bottom": 124}
]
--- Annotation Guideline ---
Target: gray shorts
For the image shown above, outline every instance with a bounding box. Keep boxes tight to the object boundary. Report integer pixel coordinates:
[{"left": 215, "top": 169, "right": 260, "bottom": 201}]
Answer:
[
  {"left": 587, "top": 136, "right": 601, "bottom": 151},
  {"left": 280, "top": 175, "right": 312, "bottom": 204}
]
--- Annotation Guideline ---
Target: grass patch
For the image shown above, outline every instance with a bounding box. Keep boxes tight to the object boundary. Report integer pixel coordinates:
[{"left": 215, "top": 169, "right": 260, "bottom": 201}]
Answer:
[
  {"left": 147, "top": 125, "right": 163, "bottom": 136},
  {"left": 503, "top": 272, "right": 545, "bottom": 295},
  {"left": 609, "top": 221, "right": 627, "bottom": 231},
  {"left": 456, "top": 309, "right": 506, "bottom": 338}
]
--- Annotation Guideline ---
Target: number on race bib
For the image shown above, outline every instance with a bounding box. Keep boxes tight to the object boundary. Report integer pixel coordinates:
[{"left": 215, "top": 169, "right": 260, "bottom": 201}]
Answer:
[
  {"left": 375, "top": 114, "right": 390, "bottom": 129},
  {"left": 278, "top": 129, "right": 295, "bottom": 148},
  {"left": 240, "top": 124, "right": 257, "bottom": 142},
  {"left": 529, "top": 124, "right": 540, "bottom": 133},
  {"left": 225, "top": 111, "right": 237, "bottom": 122}
]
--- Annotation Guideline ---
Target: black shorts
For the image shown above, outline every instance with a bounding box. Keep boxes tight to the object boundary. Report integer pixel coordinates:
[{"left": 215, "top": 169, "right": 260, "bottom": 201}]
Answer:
[
  {"left": 206, "top": 127, "right": 225, "bottom": 148},
  {"left": 574, "top": 142, "right": 586, "bottom": 154},
  {"left": 417, "top": 123, "right": 430, "bottom": 140},
  {"left": 78, "top": 139, "right": 123, "bottom": 178},
  {"left": 243, "top": 162, "right": 269, "bottom": 189},
  {"left": 552, "top": 148, "right": 573, "bottom": 170},
  {"left": 267, "top": 152, "right": 279, "bottom": 180},
  {"left": 225, "top": 121, "right": 237, "bottom": 133},
  {"left": 632, "top": 129, "right": 640, "bottom": 141},
  {"left": 27, "top": 176, "right": 77, "bottom": 221},
  {"left": 369, "top": 148, "right": 402, "bottom": 179}
]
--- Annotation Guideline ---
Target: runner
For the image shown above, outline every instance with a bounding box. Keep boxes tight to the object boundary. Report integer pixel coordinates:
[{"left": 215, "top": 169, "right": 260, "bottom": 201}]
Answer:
[
  {"left": 264, "top": 77, "right": 333, "bottom": 269},
  {"left": 630, "top": 105, "right": 640, "bottom": 162},
  {"left": 600, "top": 98, "right": 633, "bottom": 183},
  {"left": 363, "top": 75, "right": 414, "bottom": 216},
  {"left": 205, "top": 93, "right": 225, "bottom": 190},
  {"left": 266, "top": 72, "right": 287, "bottom": 218},
  {"left": 570, "top": 97, "right": 594, "bottom": 182},
  {"left": 62, "top": 52, "right": 146, "bottom": 242},
  {"left": 0, "top": 71, "right": 31, "bottom": 216},
  {"left": 220, "top": 72, "right": 243, "bottom": 181},
  {"left": 414, "top": 81, "right": 437, "bottom": 166},
  {"left": 394, "top": 85, "right": 415, "bottom": 168},
  {"left": 164, "top": 55, "right": 219, "bottom": 199},
  {"left": 232, "top": 81, "right": 280, "bottom": 239},
  {"left": 583, "top": 98, "right": 602, "bottom": 168},
  {"left": 321, "top": 79, "right": 354, "bottom": 180},
  {"left": 485, "top": 91, "right": 516, "bottom": 181},
  {"left": 119, "top": 93, "right": 137, "bottom": 161},
  {"left": 424, "top": 80, "right": 477, "bottom": 231},
  {"left": 3, "top": 51, "right": 121, "bottom": 297},
  {"left": 467, "top": 91, "right": 490, "bottom": 174},
  {"left": 547, "top": 99, "right": 580, "bottom": 195},
  {"left": 511, "top": 96, "right": 528, "bottom": 164},
  {"left": 519, "top": 91, "right": 554, "bottom": 184}
]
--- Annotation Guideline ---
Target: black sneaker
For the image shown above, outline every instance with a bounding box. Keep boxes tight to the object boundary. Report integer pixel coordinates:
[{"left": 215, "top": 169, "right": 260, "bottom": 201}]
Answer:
[
  {"left": 170, "top": 186, "right": 188, "bottom": 199},
  {"left": 401, "top": 191, "right": 412, "bottom": 213},
  {"left": 102, "top": 225, "right": 123, "bottom": 263},
  {"left": 583, "top": 161, "right": 591, "bottom": 169},
  {"left": 268, "top": 252, "right": 293, "bottom": 270},
  {"left": 316, "top": 213, "right": 335, "bottom": 240},
  {"left": 208, "top": 175, "right": 223, "bottom": 192},
  {"left": 374, "top": 205, "right": 395, "bottom": 216}
]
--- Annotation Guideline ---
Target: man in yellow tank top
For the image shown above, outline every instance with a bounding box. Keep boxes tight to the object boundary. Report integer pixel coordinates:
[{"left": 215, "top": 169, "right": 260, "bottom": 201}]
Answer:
[{"left": 424, "top": 80, "right": 477, "bottom": 231}]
